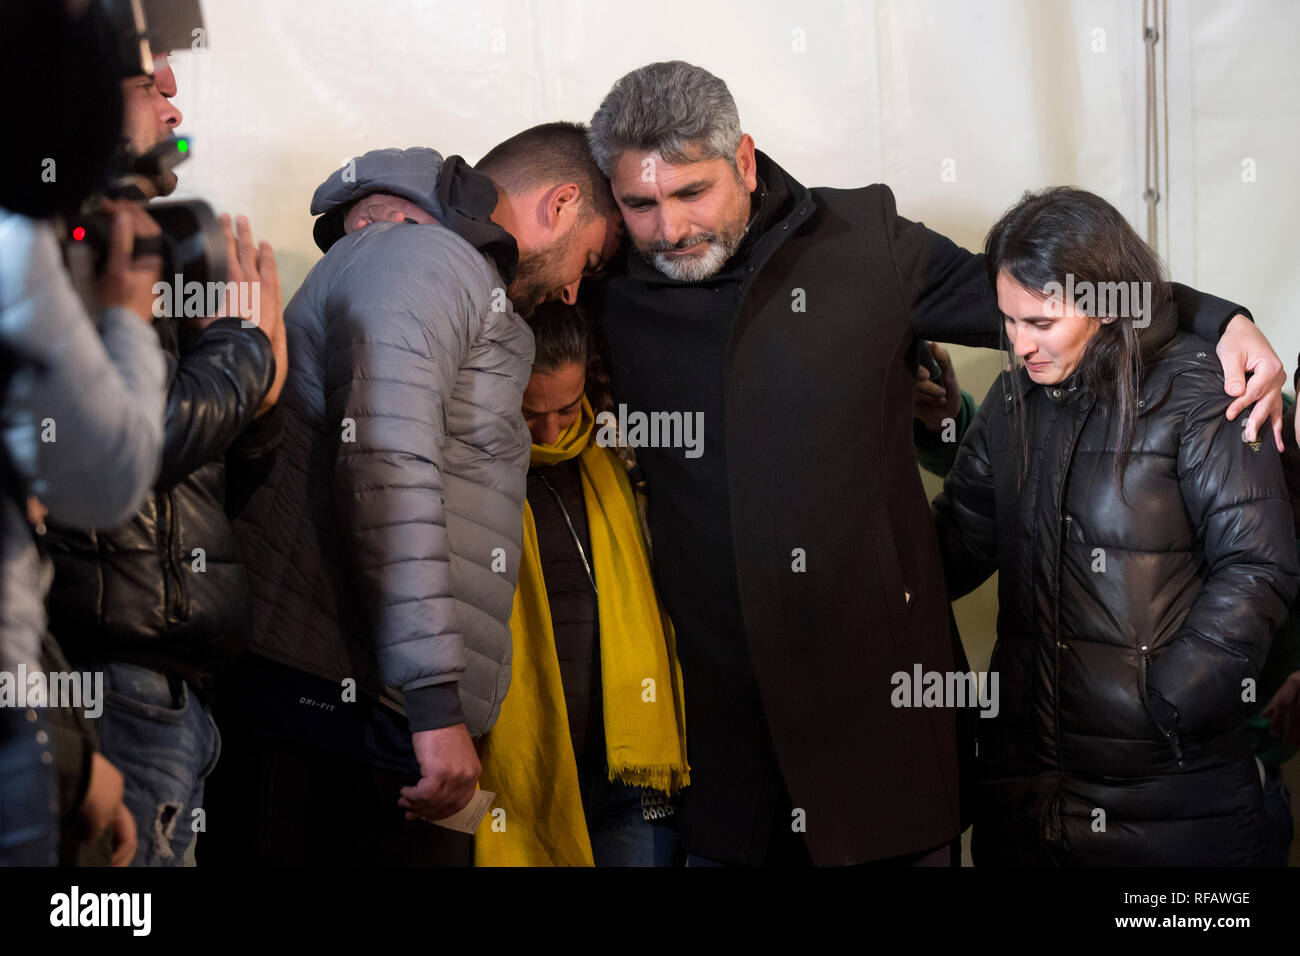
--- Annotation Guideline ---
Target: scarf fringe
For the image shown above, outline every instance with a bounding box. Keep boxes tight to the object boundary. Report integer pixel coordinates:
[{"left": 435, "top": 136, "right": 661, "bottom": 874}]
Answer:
[{"left": 611, "top": 763, "right": 692, "bottom": 795}]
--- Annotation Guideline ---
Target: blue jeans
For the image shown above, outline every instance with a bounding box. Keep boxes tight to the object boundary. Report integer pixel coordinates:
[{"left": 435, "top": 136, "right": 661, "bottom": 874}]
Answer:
[
  {"left": 96, "top": 662, "right": 220, "bottom": 867},
  {"left": 0, "top": 705, "right": 58, "bottom": 866},
  {"left": 576, "top": 757, "right": 681, "bottom": 866}
]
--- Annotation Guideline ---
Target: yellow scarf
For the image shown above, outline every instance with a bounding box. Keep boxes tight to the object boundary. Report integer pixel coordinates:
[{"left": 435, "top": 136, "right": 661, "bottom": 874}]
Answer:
[{"left": 474, "top": 397, "right": 690, "bottom": 866}]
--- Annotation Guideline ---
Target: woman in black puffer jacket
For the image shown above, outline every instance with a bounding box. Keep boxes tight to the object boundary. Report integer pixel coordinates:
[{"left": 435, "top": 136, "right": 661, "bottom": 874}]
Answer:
[{"left": 933, "top": 187, "right": 1299, "bottom": 866}]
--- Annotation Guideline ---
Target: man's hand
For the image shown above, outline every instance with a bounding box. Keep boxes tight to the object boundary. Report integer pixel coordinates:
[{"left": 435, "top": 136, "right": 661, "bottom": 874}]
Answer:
[
  {"left": 81, "top": 752, "right": 127, "bottom": 843},
  {"left": 1262, "top": 672, "right": 1300, "bottom": 750},
  {"left": 96, "top": 199, "right": 163, "bottom": 323},
  {"left": 914, "top": 342, "right": 962, "bottom": 433},
  {"left": 25, "top": 496, "right": 47, "bottom": 529},
  {"left": 209, "top": 214, "right": 287, "bottom": 417},
  {"left": 398, "top": 723, "right": 481, "bottom": 822},
  {"left": 1218, "top": 314, "right": 1287, "bottom": 451},
  {"left": 108, "top": 802, "right": 138, "bottom": 866}
]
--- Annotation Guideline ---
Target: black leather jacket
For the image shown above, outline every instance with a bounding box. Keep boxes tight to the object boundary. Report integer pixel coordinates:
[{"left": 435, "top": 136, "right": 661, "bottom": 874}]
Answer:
[
  {"left": 44, "top": 317, "right": 281, "bottom": 695},
  {"left": 934, "top": 312, "right": 1299, "bottom": 866}
]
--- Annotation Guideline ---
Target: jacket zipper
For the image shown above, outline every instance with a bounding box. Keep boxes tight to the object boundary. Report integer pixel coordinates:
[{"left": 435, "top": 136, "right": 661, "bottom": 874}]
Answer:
[
  {"left": 161, "top": 489, "right": 187, "bottom": 622},
  {"left": 1044, "top": 399, "right": 1090, "bottom": 847}
]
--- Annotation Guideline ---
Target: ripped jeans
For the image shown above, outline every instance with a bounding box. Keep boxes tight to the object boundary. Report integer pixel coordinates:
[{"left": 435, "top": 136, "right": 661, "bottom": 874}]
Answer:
[{"left": 96, "top": 662, "right": 221, "bottom": 867}]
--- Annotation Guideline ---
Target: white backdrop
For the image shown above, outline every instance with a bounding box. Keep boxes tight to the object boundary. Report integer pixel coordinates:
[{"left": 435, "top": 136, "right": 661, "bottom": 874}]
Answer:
[{"left": 166, "top": 0, "right": 1299, "bottom": 379}]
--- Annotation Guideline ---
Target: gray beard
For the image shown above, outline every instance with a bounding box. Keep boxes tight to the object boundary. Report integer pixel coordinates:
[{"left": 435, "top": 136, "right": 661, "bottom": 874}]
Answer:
[
  {"left": 650, "top": 237, "right": 736, "bottom": 281},
  {"left": 644, "top": 195, "right": 752, "bottom": 282}
]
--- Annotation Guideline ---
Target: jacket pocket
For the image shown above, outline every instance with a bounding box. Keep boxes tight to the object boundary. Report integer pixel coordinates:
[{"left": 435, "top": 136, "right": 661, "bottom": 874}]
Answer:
[
  {"left": 102, "top": 662, "right": 188, "bottom": 724},
  {"left": 1138, "top": 644, "right": 1185, "bottom": 767}
]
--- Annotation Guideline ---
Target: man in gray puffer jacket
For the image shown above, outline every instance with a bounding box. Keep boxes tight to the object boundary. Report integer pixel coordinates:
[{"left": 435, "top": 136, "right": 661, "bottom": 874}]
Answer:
[{"left": 215, "top": 124, "right": 620, "bottom": 865}]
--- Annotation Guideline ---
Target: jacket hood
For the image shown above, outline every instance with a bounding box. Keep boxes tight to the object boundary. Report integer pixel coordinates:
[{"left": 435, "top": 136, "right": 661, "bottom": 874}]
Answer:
[
  {"left": 311, "top": 147, "right": 446, "bottom": 253},
  {"left": 1137, "top": 288, "right": 1178, "bottom": 361},
  {"left": 310, "top": 147, "right": 519, "bottom": 282}
]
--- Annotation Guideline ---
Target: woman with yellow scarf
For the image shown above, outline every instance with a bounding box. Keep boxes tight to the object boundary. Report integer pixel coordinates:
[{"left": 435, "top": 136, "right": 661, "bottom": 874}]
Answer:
[{"left": 474, "top": 302, "right": 690, "bottom": 866}]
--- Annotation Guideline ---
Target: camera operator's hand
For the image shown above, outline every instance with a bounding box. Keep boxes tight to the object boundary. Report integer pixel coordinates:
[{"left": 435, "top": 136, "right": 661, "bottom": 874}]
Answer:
[
  {"left": 79, "top": 752, "right": 138, "bottom": 865},
  {"left": 96, "top": 199, "right": 163, "bottom": 323},
  {"left": 107, "top": 801, "right": 138, "bottom": 867},
  {"left": 80, "top": 752, "right": 126, "bottom": 843},
  {"left": 25, "top": 496, "right": 48, "bottom": 529},
  {"left": 210, "top": 214, "right": 287, "bottom": 417}
]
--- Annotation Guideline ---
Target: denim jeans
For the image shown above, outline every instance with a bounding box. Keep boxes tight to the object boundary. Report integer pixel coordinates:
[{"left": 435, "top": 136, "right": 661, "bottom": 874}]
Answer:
[
  {"left": 96, "top": 662, "right": 220, "bottom": 867},
  {"left": 0, "top": 706, "right": 58, "bottom": 865},
  {"left": 576, "top": 756, "right": 681, "bottom": 867}
]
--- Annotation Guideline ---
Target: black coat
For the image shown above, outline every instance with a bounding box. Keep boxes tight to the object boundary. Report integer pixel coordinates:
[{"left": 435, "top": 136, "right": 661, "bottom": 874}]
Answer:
[
  {"left": 44, "top": 317, "right": 280, "bottom": 692},
  {"left": 592, "top": 151, "right": 1253, "bottom": 865},
  {"left": 933, "top": 313, "right": 1299, "bottom": 866}
]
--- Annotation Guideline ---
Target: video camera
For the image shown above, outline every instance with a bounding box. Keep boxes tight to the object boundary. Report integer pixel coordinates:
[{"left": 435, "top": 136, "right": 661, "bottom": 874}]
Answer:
[{"left": 59, "top": 0, "right": 227, "bottom": 314}]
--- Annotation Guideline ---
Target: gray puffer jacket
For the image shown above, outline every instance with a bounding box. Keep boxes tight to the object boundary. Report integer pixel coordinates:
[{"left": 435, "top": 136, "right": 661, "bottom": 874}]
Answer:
[{"left": 235, "top": 148, "right": 533, "bottom": 736}]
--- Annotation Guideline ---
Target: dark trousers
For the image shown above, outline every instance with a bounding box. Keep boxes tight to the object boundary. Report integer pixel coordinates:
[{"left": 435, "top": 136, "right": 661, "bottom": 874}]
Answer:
[
  {"left": 686, "top": 790, "right": 960, "bottom": 867},
  {"left": 203, "top": 655, "right": 469, "bottom": 867},
  {"left": 1262, "top": 762, "right": 1295, "bottom": 866},
  {"left": 687, "top": 838, "right": 958, "bottom": 867},
  {"left": 202, "top": 723, "right": 470, "bottom": 867}
]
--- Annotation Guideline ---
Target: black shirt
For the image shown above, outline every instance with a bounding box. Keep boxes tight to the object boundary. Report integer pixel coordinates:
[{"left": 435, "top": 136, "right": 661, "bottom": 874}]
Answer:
[{"left": 526, "top": 457, "right": 603, "bottom": 760}]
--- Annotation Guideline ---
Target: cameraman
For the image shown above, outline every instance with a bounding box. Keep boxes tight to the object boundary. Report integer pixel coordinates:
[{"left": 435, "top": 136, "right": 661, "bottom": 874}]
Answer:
[
  {"left": 1, "top": 0, "right": 169, "bottom": 866},
  {"left": 121, "top": 50, "right": 183, "bottom": 199},
  {"left": 40, "top": 29, "right": 290, "bottom": 867}
]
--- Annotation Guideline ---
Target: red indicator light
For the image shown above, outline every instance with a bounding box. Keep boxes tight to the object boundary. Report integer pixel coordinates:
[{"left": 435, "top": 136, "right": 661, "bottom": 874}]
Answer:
[{"left": 72, "top": 226, "right": 86, "bottom": 241}]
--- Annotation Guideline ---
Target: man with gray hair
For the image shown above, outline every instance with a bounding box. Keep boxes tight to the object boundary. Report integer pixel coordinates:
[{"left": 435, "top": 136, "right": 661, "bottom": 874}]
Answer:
[{"left": 581, "top": 60, "right": 1288, "bottom": 866}]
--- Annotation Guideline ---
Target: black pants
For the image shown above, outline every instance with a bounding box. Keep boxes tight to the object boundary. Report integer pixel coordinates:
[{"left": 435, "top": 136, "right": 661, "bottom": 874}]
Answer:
[
  {"left": 202, "top": 657, "right": 469, "bottom": 867},
  {"left": 202, "top": 723, "right": 470, "bottom": 867}
]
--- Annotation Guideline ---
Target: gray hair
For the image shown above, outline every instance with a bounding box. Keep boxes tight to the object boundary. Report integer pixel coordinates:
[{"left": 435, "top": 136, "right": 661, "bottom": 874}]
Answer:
[{"left": 587, "top": 61, "right": 743, "bottom": 177}]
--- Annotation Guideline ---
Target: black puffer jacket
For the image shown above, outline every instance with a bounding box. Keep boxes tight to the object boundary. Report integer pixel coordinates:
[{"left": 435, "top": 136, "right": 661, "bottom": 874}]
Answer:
[
  {"left": 44, "top": 317, "right": 280, "bottom": 695},
  {"left": 934, "top": 313, "right": 1299, "bottom": 866}
]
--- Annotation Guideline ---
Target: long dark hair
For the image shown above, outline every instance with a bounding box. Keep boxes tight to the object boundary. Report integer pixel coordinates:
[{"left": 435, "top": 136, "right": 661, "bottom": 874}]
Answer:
[
  {"left": 984, "top": 187, "right": 1171, "bottom": 496},
  {"left": 526, "top": 301, "right": 614, "bottom": 414}
]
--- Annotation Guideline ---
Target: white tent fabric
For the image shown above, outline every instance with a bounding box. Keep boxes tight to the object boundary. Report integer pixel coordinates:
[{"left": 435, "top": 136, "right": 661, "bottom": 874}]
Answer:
[
  {"left": 1183, "top": 0, "right": 1299, "bottom": 382},
  {"left": 168, "top": 0, "right": 1296, "bottom": 380}
]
